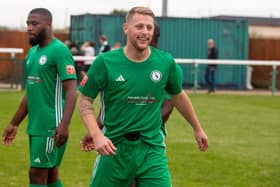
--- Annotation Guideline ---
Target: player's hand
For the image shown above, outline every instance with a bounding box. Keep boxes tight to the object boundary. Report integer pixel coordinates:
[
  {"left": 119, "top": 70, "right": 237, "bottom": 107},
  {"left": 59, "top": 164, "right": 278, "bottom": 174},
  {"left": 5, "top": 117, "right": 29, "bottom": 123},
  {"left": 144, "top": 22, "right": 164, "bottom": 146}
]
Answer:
[
  {"left": 53, "top": 124, "right": 69, "bottom": 147},
  {"left": 80, "top": 133, "right": 95, "bottom": 151},
  {"left": 93, "top": 133, "right": 117, "bottom": 155},
  {"left": 2, "top": 124, "right": 18, "bottom": 145},
  {"left": 194, "top": 128, "right": 208, "bottom": 152}
]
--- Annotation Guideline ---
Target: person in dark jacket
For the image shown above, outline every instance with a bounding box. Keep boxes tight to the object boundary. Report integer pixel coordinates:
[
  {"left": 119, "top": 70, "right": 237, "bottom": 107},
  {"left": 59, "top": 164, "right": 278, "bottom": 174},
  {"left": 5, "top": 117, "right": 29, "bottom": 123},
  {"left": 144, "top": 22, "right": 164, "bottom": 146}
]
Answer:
[{"left": 205, "top": 38, "right": 218, "bottom": 93}]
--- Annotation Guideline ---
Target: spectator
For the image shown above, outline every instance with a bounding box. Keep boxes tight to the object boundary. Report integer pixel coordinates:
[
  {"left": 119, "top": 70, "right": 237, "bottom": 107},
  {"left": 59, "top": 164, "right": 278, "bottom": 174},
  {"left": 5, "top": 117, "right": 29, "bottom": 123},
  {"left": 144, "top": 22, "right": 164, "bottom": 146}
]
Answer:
[
  {"left": 98, "top": 34, "right": 111, "bottom": 54},
  {"left": 80, "top": 41, "right": 95, "bottom": 75},
  {"left": 205, "top": 38, "right": 218, "bottom": 93},
  {"left": 111, "top": 42, "right": 121, "bottom": 50},
  {"left": 64, "top": 39, "right": 72, "bottom": 48}
]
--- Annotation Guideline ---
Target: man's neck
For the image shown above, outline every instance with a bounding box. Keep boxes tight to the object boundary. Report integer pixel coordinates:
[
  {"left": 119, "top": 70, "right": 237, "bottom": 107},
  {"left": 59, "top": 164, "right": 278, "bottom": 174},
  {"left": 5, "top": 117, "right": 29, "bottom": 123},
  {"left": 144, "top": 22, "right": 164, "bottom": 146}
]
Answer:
[
  {"left": 123, "top": 45, "right": 150, "bottom": 63},
  {"left": 39, "top": 35, "right": 54, "bottom": 48}
]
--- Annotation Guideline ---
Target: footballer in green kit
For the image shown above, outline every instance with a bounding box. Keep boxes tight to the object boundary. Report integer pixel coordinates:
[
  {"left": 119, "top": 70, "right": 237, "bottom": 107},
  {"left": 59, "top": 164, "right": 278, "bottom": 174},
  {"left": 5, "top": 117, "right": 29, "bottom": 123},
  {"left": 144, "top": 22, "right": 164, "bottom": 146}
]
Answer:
[
  {"left": 79, "top": 6, "right": 208, "bottom": 187},
  {"left": 26, "top": 38, "right": 76, "bottom": 137},
  {"left": 80, "top": 47, "right": 181, "bottom": 146},
  {"left": 2, "top": 8, "right": 77, "bottom": 187}
]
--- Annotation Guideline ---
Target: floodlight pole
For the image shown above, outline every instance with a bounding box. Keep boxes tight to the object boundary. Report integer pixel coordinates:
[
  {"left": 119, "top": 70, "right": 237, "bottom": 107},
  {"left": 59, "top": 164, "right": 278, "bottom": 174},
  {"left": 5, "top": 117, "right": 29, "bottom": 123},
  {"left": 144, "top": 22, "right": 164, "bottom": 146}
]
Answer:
[{"left": 162, "top": 0, "right": 168, "bottom": 17}]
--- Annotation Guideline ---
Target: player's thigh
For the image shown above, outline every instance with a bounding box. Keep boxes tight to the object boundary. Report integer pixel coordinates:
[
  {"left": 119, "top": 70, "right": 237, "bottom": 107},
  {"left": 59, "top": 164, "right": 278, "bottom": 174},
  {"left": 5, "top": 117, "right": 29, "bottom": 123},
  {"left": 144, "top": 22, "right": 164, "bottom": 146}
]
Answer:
[
  {"left": 29, "top": 135, "right": 67, "bottom": 168},
  {"left": 136, "top": 145, "right": 171, "bottom": 187},
  {"left": 90, "top": 149, "right": 135, "bottom": 187}
]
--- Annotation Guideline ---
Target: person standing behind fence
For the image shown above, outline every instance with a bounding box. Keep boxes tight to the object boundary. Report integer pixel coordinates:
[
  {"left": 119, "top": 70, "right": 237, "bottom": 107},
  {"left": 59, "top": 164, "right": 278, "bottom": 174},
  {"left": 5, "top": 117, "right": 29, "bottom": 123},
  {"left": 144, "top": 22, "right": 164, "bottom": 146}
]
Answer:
[
  {"left": 205, "top": 38, "right": 218, "bottom": 93},
  {"left": 2, "top": 8, "right": 77, "bottom": 187},
  {"left": 80, "top": 41, "right": 95, "bottom": 75},
  {"left": 98, "top": 34, "right": 111, "bottom": 54}
]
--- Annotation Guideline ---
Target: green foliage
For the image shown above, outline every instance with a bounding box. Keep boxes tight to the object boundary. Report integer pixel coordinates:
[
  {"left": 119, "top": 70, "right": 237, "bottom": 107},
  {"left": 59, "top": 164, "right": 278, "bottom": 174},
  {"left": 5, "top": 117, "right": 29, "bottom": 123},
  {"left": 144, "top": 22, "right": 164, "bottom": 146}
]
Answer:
[
  {"left": 0, "top": 91, "right": 279, "bottom": 187},
  {"left": 110, "top": 9, "right": 128, "bottom": 16},
  {"left": 0, "top": 26, "right": 9, "bottom": 30}
]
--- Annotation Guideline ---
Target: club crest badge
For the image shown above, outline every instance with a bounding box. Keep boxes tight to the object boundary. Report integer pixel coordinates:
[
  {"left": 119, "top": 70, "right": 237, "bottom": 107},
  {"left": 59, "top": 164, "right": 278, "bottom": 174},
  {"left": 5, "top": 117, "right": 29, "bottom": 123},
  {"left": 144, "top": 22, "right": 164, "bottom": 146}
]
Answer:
[
  {"left": 39, "top": 55, "right": 47, "bottom": 65},
  {"left": 150, "top": 70, "right": 162, "bottom": 83}
]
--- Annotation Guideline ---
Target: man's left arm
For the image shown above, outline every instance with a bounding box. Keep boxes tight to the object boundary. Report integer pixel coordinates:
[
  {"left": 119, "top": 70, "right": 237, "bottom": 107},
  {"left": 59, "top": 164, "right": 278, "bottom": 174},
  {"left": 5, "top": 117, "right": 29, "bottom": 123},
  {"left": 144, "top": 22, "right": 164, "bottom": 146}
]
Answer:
[
  {"left": 171, "top": 91, "right": 208, "bottom": 152},
  {"left": 54, "top": 79, "right": 77, "bottom": 147}
]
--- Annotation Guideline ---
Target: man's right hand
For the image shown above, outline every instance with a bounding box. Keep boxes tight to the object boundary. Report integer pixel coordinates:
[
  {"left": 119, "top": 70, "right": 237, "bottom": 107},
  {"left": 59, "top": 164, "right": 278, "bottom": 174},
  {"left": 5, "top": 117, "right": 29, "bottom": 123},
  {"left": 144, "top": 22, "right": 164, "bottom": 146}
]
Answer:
[
  {"left": 93, "top": 133, "right": 117, "bottom": 156},
  {"left": 2, "top": 124, "right": 18, "bottom": 145}
]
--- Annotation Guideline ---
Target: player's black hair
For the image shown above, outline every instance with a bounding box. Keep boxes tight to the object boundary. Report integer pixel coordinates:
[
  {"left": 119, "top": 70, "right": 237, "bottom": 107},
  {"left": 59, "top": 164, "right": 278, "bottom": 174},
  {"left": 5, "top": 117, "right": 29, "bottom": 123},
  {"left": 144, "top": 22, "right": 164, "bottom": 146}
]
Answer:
[
  {"left": 29, "top": 8, "right": 52, "bottom": 22},
  {"left": 150, "top": 21, "right": 160, "bottom": 48}
]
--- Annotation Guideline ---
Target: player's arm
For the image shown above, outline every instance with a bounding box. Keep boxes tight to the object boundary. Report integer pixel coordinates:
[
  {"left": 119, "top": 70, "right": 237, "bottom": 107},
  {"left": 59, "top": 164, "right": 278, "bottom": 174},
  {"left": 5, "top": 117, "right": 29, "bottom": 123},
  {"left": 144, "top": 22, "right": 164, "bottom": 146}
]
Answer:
[
  {"left": 171, "top": 91, "right": 208, "bottom": 151},
  {"left": 2, "top": 94, "right": 28, "bottom": 145},
  {"left": 161, "top": 99, "right": 174, "bottom": 124},
  {"left": 80, "top": 109, "right": 104, "bottom": 152},
  {"left": 54, "top": 79, "right": 77, "bottom": 147},
  {"left": 79, "top": 93, "right": 116, "bottom": 155}
]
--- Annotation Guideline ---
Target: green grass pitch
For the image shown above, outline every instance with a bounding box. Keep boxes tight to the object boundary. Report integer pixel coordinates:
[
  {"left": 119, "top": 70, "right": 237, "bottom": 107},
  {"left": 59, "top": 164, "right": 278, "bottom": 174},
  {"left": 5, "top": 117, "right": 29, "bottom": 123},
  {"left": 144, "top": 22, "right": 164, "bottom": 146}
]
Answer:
[{"left": 0, "top": 91, "right": 279, "bottom": 187}]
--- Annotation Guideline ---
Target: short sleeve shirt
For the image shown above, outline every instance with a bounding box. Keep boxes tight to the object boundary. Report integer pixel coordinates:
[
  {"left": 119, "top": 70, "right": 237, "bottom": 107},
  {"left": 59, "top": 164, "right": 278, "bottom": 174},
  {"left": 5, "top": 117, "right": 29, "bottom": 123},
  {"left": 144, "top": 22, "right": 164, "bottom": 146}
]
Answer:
[
  {"left": 79, "top": 47, "right": 182, "bottom": 146},
  {"left": 26, "top": 39, "right": 77, "bottom": 136}
]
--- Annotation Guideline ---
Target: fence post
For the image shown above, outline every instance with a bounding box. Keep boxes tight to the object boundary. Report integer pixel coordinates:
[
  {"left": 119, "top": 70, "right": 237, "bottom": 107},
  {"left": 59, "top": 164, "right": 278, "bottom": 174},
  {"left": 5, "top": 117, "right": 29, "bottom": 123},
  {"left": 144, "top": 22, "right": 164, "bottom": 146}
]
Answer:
[
  {"left": 271, "top": 65, "right": 277, "bottom": 96},
  {"left": 10, "top": 52, "right": 16, "bottom": 89},
  {"left": 192, "top": 59, "right": 198, "bottom": 93}
]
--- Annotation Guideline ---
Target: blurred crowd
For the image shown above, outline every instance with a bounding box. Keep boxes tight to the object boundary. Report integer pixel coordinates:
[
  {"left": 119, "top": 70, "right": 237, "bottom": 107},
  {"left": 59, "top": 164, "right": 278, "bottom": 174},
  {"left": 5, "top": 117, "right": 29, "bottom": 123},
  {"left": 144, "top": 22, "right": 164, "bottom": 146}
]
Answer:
[{"left": 64, "top": 34, "right": 121, "bottom": 82}]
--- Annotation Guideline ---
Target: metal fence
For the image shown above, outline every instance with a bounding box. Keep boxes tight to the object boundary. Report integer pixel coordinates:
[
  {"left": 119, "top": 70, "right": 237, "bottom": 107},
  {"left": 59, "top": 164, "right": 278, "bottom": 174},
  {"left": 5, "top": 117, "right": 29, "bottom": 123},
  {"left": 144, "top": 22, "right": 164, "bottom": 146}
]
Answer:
[
  {"left": 73, "top": 56, "right": 279, "bottom": 96},
  {"left": 0, "top": 48, "right": 24, "bottom": 89}
]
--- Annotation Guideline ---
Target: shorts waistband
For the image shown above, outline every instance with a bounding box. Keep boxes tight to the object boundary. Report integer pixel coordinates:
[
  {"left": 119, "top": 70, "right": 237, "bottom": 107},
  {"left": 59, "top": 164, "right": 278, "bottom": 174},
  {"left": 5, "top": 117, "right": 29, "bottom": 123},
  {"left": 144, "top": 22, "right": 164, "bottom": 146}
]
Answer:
[{"left": 124, "top": 132, "right": 140, "bottom": 141}]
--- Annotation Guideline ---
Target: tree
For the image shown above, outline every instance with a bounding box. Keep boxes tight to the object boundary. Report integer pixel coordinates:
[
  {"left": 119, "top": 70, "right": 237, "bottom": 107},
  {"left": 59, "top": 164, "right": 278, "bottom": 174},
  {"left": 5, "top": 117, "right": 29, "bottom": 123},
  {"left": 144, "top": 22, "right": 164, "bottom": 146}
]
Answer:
[{"left": 110, "top": 9, "right": 128, "bottom": 16}]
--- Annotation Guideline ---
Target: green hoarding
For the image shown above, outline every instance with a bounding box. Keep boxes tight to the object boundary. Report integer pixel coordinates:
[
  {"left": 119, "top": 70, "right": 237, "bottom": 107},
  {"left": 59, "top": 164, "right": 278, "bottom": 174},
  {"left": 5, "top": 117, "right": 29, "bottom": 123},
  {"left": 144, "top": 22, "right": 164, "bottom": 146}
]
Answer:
[{"left": 70, "top": 14, "right": 248, "bottom": 89}]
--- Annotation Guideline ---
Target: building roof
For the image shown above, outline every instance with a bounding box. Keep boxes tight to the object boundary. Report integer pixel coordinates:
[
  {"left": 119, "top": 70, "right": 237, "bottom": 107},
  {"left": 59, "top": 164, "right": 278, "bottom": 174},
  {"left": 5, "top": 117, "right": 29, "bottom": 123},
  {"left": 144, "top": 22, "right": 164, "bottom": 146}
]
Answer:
[{"left": 211, "top": 15, "right": 280, "bottom": 26}]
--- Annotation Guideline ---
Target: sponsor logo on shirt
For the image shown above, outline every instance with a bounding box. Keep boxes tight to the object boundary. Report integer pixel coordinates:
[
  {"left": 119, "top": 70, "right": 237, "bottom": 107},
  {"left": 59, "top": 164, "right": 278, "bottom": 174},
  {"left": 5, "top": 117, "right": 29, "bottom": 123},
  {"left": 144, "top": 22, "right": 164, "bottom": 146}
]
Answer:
[
  {"left": 150, "top": 70, "right": 162, "bottom": 83},
  {"left": 80, "top": 75, "right": 88, "bottom": 86},
  {"left": 66, "top": 65, "right": 75, "bottom": 75},
  {"left": 27, "top": 76, "right": 42, "bottom": 84},
  {"left": 39, "top": 55, "right": 47, "bottom": 65},
  {"left": 127, "top": 94, "right": 157, "bottom": 105}
]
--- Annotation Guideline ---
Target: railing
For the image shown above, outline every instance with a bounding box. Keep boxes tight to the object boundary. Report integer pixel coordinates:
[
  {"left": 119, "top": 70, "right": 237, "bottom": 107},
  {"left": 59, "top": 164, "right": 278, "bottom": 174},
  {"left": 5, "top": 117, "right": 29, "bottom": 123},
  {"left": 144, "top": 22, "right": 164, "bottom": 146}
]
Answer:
[
  {"left": 0, "top": 48, "right": 24, "bottom": 89},
  {"left": 73, "top": 56, "right": 279, "bottom": 96},
  {"left": 176, "top": 59, "right": 280, "bottom": 96}
]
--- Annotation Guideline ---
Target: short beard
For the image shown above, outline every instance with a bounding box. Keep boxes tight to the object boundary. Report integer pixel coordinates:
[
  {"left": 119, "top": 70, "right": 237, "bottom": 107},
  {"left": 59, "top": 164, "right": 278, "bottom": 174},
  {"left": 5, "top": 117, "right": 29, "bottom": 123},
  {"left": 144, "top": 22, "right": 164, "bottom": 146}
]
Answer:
[{"left": 29, "top": 29, "right": 47, "bottom": 46}]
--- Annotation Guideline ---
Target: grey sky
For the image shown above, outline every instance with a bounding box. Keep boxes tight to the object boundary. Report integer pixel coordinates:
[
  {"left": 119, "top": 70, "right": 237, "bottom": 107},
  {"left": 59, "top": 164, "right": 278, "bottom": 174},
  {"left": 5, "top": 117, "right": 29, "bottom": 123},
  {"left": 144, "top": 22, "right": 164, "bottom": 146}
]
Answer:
[{"left": 1, "top": 0, "right": 280, "bottom": 29}]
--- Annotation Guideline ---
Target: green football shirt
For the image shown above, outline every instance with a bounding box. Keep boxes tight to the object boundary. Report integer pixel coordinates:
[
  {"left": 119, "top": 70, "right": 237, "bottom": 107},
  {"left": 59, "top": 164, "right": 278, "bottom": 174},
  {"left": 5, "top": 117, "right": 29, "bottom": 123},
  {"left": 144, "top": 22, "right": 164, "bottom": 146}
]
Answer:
[
  {"left": 26, "top": 38, "right": 77, "bottom": 136},
  {"left": 163, "top": 64, "right": 183, "bottom": 101},
  {"left": 79, "top": 47, "right": 182, "bottom": 146}
]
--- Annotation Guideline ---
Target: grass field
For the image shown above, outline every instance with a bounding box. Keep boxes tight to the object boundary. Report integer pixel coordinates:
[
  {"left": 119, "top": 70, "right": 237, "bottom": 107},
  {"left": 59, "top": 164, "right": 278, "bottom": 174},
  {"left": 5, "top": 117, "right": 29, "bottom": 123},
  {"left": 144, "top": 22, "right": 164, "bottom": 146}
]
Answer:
[{"left": 0, "top": 91, "right": 279, "bottom": 187}]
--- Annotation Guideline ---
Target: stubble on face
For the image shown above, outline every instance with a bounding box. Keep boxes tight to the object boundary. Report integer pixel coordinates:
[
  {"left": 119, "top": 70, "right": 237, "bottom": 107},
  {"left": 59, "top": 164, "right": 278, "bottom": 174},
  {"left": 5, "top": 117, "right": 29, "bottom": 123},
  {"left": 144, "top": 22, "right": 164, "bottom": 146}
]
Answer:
[
  {"left": 27, "top": 13, "right": 49, "bottom": 46},
  {"left": 29, "top": 29, "right": 47, "bottom": 46},
  {"left": 126, "top": 13, "right": 154, "bottom": 52}
]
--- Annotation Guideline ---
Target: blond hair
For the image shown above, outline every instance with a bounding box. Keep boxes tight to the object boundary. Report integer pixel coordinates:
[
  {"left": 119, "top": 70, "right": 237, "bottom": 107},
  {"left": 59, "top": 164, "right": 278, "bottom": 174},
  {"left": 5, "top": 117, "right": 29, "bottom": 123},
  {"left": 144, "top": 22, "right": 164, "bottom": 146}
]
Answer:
[{"left": 126, "top": 6, "right": 155, "bottom": 22}]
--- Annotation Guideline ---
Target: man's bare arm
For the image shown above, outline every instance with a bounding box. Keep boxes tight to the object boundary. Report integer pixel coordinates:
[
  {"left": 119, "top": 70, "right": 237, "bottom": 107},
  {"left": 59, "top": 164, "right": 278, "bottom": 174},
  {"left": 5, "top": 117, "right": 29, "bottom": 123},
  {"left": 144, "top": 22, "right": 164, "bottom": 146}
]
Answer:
[
  {"left": 171, "top": 91, "right": 208, "bottom": 151},
  {"left": 79, "top": 94, "right": 101, "bottom": 135},
  {"left": 2, "top": 94, "right": 28, "bottom": 145},
  {"left": 54, "top": 79, "right": 77, "bottom": 147},
  {"left": 79, "top": 94, "right": 117, "bottom": 155},
  {"left": 10, "top": 94, "right": 28, "bottom": 127}
]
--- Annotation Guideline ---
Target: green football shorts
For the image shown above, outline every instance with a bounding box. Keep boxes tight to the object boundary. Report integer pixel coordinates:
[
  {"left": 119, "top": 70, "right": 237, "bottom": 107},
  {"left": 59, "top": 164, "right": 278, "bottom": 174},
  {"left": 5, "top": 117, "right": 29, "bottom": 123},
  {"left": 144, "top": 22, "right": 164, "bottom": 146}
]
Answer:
[
  {"left": 89, "top": 137, "right": 171, "bottom": 187},
  {"left": 29, "top": 135, "right": 67, "bottom": 168}
]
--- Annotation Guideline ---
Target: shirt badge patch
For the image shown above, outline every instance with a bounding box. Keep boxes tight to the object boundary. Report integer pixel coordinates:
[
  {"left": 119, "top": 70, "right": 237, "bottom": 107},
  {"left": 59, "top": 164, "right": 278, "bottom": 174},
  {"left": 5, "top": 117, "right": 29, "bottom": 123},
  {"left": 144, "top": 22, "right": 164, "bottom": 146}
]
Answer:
[
  {"left": 150, "top": 70, "right": 162, "bottom": 83},
  {"left": 80, "top": 75, "right": 88, "bottom": 86},
  {"left": 66, "top": 65, "right": 75, "bottom": 75},
  {"left": 39, "top": 55, "right": 47, "bottom": 65}
]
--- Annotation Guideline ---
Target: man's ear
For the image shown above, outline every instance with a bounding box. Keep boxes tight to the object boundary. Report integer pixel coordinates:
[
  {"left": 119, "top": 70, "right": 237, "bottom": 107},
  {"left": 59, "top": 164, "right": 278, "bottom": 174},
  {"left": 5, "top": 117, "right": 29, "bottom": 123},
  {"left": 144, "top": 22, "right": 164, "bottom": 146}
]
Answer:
[{"left": 123, "top": 23, "right": 128, "bottom": 35}]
